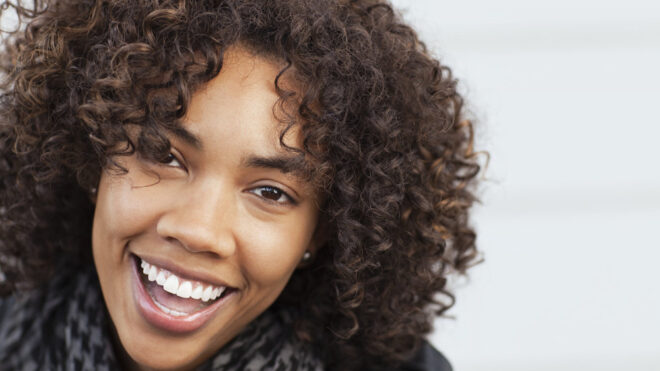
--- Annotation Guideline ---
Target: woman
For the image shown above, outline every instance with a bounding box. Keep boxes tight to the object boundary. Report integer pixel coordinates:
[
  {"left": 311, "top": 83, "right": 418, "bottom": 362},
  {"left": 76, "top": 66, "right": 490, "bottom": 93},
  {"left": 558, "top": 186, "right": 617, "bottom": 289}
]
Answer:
[{"left": 0, "top": 0, "right": 482, "bottom": 370}]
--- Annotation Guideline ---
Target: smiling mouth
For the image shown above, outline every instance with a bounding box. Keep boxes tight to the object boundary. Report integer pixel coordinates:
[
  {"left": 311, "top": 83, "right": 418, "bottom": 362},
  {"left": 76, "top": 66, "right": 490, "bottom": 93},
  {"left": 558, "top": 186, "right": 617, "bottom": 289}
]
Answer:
[
  {"left": 134, "top": 255, "right": 233, "bottom": 316},
  {"left": 130, "top": 254, "right": 237, "bottom": 332}
]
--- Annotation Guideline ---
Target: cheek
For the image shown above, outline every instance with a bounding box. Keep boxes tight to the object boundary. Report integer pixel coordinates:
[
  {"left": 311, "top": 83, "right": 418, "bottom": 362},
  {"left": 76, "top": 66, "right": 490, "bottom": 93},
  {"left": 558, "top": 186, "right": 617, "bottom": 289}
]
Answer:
[
  {"left": 93, "top": 170, "right": 164, "bottom": 245},
  {"left": 236, "top": 214, "right": 316, "bottom": 285}
]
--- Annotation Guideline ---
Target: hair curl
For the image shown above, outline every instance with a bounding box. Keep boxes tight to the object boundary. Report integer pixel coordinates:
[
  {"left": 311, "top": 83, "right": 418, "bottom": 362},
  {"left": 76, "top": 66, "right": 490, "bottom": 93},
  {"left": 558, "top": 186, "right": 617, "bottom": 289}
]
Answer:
[{"left": 0, "top": 0, "right": 484, "bottom": 369}]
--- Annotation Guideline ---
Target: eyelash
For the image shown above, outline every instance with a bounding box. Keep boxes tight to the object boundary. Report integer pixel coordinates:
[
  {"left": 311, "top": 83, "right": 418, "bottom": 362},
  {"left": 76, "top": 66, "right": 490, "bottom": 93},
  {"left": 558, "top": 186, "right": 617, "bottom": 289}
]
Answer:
[
  {"left": 249, "top": 186, "right": 295, "bottom": 205},
  {"left": 159, "top": 152, "right": 295, "bottom": 206},
  {"left": 160, "top": 152, "right": 186, "bottom": 170}
]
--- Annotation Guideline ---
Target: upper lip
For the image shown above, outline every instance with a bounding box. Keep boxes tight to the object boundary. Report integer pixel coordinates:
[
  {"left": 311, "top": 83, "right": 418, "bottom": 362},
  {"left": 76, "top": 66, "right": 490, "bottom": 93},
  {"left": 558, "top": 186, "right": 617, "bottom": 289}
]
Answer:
[{"left": 132, "top": 253, "right": 237, "bottom": 290}]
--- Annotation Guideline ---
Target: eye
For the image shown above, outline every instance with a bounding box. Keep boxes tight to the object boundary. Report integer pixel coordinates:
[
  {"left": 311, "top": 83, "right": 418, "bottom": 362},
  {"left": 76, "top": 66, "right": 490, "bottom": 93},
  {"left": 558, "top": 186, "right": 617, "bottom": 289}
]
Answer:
[
  {"left": 160, "top": 152, "right": 186, "bottom": 170},
  {"left": 249, "top": 186, "right": 295, "bottom": 205}
]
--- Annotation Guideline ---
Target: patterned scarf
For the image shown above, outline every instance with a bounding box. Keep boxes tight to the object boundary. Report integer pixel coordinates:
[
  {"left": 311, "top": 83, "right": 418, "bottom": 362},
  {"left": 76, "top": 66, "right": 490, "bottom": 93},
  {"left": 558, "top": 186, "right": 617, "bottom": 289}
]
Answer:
[{"left": 0, "top": 267, "right": 323, "bottom": 371}]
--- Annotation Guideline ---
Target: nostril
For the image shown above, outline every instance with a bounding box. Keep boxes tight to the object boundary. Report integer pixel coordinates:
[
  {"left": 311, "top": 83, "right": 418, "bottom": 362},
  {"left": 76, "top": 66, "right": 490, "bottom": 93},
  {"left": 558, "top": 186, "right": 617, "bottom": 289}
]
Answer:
[{"left": 157, "top": 214, "right": 236, "bottom": 258}]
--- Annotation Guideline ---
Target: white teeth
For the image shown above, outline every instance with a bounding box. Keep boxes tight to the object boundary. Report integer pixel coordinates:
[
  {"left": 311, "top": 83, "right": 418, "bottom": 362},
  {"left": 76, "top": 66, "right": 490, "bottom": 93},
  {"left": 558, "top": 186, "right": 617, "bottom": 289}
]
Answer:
[
  {"left": 212, "top": 287, "right": 224, "bottom": 300},
  {"left": 148, "top": 266, "right": 158, "bottom": 281},
  {"left": 191, "top": 285, "right": 203, "bottom": 300},
  {"left": 139, "top": 258, "right": 229, "bottom": 303},
  {"left": 163, "top": 275, "right": 179, "bottom": 294},
  {"left": 156, "top": 271, "right": 167, "bottom": 285},
  {"left": 176, "top": 281, "right": 192, "bottom": 299},
  {"left": 202, "top": 286, "right": 213, "bottom": 302},
  {"left": 152, "top": 299, "right": 189, "bottom": 317}
]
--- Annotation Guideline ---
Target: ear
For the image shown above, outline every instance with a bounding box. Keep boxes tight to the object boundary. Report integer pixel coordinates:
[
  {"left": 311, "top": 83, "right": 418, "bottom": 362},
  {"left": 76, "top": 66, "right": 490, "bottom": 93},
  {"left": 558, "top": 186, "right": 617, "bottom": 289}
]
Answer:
[
  {"left": 297, "top": 219, "right": 329, "bottom": 268},
  {"left": 89, "top": 187, "right": 98, "bottom": 205}
]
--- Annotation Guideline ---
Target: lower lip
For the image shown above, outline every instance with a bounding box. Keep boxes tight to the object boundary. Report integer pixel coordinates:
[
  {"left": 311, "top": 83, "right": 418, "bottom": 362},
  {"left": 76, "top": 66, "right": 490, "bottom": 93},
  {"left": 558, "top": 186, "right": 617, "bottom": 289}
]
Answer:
[{"left": 131, "top": 256, "right": 235, "bottom": 333}]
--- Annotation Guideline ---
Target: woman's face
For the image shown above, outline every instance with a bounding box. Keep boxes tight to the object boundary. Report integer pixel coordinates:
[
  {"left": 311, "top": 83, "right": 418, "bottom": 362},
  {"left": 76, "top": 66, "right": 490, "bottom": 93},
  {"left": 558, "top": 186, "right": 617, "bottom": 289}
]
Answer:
[{"left": 92, "top": 47, "right": 320, "bottom": 370}]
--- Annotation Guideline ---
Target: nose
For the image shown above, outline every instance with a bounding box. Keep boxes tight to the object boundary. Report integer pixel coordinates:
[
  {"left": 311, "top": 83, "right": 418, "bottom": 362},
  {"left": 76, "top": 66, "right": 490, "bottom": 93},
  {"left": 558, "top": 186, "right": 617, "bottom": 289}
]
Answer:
[{"left": 155, "top": 179, "right": 237, "bottom": 258}]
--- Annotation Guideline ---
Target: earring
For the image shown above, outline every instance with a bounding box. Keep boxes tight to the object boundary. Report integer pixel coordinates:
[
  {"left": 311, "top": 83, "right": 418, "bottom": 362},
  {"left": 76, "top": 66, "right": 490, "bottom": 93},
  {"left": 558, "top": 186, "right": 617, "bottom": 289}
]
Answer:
[
  {"left": 302, "top": 251, "right": 312, "bottom": 262},
  {"left": 90, "top": 187, "right": 97, "bottom": 195}
]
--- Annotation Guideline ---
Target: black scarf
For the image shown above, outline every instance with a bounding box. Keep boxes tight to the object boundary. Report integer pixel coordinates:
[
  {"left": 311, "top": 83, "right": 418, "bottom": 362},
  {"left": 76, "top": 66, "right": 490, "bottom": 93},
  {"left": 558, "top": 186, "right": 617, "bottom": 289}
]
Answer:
[{"left": 0, "top": 267, "right": 323, "bottom": 371}]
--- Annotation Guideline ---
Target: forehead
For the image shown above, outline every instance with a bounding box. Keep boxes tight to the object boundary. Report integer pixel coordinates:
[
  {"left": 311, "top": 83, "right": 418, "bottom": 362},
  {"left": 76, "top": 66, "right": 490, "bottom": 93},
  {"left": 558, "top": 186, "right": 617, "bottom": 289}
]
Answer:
[
  {"left": 182, "top": 46, "right": 299, "bottom": 148},
  {"left": 164, "top": 46, "right": 314, "bottom": 183}
]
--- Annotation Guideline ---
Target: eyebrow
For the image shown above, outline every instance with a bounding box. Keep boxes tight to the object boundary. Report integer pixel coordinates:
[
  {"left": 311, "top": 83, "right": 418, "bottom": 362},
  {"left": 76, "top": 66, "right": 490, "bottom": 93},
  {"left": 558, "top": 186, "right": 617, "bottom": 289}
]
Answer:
[
  {"left": 170, "top": 124, "right": 309, "bottom": 180},
  {"left": 168, "top": 126, "right": 203, "bottom": 150},
  {"left": 241, "top": 154, "right": 308, "bottom": 178}
]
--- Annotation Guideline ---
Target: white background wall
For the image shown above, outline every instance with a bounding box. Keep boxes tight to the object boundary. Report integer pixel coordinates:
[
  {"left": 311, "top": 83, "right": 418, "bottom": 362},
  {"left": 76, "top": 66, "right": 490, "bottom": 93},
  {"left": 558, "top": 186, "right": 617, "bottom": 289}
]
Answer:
[{"left": 388, "top": 0, "right": 660, "bottom": 370}]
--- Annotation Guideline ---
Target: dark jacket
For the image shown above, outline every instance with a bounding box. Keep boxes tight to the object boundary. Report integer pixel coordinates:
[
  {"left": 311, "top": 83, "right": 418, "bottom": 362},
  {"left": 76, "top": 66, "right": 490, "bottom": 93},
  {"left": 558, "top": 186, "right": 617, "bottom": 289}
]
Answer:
[{"left": 400, "top": 342, "right": 453, "bottom": 371}]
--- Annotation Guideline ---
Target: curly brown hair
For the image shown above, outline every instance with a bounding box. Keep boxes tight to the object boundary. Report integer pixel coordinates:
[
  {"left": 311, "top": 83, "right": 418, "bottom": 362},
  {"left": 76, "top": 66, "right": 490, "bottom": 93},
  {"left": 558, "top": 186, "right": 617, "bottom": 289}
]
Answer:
[{"left": 0, "top": 0, "right": 483, "bottom": 369}]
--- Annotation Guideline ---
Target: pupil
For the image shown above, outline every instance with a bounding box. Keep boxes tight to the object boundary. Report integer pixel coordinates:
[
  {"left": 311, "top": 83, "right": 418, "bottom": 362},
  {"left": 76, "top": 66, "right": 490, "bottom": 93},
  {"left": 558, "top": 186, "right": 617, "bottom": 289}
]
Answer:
[
  {"left": 161, "top": 153, "right": 175, "bottom": 163},
  {"left": 263, "top": 187, "right": 280, "bottom": 200}
]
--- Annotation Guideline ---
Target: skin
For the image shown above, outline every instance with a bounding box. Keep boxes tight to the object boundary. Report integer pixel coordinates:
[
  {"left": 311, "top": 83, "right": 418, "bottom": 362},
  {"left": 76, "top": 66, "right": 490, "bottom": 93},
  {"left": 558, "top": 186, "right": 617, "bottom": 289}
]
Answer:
[{"left": 92, "top": 46, "right": 320, "bottom": 371}]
